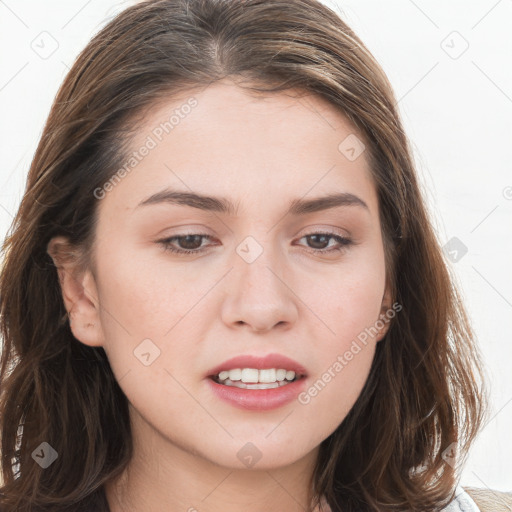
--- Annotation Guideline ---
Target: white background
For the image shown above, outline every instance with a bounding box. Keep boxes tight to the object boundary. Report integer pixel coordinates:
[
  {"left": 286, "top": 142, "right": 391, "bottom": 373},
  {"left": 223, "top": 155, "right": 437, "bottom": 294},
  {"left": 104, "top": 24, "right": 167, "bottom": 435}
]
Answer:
[{"left": 0, "top": 0, "right": 511, "bottom": 493}]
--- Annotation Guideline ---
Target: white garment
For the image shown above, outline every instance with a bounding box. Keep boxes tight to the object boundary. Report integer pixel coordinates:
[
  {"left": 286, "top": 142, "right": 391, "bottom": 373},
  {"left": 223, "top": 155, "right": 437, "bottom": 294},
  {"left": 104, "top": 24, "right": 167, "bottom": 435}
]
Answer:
[{"left": 442, "top": 485, "right": 481, "bottom": 511}]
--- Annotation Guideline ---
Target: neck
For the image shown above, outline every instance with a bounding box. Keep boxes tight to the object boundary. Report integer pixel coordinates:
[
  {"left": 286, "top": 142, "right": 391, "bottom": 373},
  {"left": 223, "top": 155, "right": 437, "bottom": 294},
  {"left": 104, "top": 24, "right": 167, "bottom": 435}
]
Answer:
[{"left": 105, "top": 407, "right": 324, "bottom": 512}]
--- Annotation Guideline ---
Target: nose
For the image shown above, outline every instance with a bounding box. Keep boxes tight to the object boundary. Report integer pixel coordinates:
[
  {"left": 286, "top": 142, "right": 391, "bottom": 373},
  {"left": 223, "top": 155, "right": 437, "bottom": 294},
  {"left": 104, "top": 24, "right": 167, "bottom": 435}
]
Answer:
[{"left": 220, "top": 244, "right": 299, "bottom": 333}]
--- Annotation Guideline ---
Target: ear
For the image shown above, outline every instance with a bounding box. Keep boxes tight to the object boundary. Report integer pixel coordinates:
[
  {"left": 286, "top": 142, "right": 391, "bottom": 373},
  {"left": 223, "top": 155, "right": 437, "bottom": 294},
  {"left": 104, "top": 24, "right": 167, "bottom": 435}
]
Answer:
[
  {"left": 47, "top": 236, "right": 104, "bottom": 347},
  {"left": 375, "top": 284, "right": 394, "bottom": 342}
]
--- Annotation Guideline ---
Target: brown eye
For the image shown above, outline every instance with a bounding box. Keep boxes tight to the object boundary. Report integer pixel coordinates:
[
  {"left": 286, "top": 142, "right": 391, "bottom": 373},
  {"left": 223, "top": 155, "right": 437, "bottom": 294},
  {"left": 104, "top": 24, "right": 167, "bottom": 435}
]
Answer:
[
  {"left": 176, "top": 235, "right": 204, "bottom": 250},
  {"left": 158, "top": 233, "right": 214, "bottom": 255},
  {"left": 298, "top": 232, "right": 353, "bottom": 254},
  {"left": 306, "top": 234, "right": 332, "bottom": 250}
]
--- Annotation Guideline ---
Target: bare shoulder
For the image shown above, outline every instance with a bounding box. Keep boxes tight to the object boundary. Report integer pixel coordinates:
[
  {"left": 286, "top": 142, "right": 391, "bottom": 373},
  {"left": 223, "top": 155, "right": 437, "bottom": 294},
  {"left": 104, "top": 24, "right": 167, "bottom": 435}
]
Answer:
[{"left": 464, "top": 486, "right": 512, "bottom": 512}]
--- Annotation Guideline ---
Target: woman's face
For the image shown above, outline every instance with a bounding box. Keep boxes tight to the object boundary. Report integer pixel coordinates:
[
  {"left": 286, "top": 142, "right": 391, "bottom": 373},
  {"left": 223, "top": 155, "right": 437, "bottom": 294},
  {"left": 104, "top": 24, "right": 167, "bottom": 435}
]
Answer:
[{"left": 61, "top": 79, "right": 391, "bottom": 470}]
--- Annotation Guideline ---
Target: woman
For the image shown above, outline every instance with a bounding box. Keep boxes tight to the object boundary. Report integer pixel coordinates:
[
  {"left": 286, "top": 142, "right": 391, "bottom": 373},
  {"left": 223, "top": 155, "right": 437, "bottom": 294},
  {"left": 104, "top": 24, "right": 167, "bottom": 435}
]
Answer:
[{"left": 0, "top": 0, "right": 504, "bottom": 510}]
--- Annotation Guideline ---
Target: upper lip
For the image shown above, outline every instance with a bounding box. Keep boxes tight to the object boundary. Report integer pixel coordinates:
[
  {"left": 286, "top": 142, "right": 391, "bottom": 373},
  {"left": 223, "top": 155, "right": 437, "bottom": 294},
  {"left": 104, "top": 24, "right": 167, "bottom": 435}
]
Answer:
[{"left": 206, "top": 353, "right": 308, "bottom": 378}]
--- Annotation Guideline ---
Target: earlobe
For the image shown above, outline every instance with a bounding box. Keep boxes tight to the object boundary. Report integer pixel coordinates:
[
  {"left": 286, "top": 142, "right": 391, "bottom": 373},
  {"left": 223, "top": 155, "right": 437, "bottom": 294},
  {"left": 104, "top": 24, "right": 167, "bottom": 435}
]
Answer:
[{"left": 47, "top": 236, "right": 104, "bottom": 347}]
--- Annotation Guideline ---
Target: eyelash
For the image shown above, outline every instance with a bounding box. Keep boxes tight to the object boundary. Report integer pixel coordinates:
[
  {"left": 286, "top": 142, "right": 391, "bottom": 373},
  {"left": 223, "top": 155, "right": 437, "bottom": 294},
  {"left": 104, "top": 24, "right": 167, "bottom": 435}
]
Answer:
[{"left": 157, "top": 231, "right": 353, "bottom": 256}]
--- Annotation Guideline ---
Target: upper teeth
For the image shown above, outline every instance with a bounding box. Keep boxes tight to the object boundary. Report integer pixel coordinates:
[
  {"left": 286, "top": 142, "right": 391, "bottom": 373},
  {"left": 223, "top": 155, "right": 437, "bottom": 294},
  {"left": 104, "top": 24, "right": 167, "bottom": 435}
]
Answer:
[{"left": 217, "top": 368, "right": 296, "bottom": 383}]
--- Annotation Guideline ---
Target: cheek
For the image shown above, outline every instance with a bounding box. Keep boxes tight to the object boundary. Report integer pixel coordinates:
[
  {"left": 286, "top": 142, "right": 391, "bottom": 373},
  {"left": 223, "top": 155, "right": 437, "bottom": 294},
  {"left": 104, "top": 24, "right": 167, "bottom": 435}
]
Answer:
[
  {"left": 93, "top": 248, "right": 223, "bottom": 384},
  {"left": 95, "top": 248, "right": 214, "bottom": 336},
  {"left": 312, "top": 256, "right": 386, "bottom": 345},
  {"left": 297, "top": 282, "right": 382, "bottom": 432},
  {"left": 299, "top": 255, "right": 385, "bottom": 420},
  {"left": 297, "top": 341, "right": 376, "bottom": 442}
]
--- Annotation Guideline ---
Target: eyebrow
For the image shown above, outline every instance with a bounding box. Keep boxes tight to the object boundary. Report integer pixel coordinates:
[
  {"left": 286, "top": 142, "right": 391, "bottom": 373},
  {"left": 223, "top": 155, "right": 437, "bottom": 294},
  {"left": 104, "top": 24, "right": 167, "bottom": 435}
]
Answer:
[{"left": 136, "top": 189, "right": 369, "bottom": 215}]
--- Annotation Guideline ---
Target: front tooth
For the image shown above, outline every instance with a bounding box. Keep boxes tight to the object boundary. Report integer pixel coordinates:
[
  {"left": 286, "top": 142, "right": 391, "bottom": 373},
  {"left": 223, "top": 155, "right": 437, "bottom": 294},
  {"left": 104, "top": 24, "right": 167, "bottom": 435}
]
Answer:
[
  {"left": 228, "top": 369, "right": 242, "bottom": 381},
  {"left": 259, "top": 369, "right": 276, "bottom": 383},
  {"left": 251, "top": 382, "right": 280, "bottom": 389},
  {"left": 276, "top": 369, "right": 286, "bottom": 381},
  {"left": 219, "top": 368, "right": 298, "bottom": 383},
  {"left": 241, "top": 368, "right": 259, "bottom": 383}
]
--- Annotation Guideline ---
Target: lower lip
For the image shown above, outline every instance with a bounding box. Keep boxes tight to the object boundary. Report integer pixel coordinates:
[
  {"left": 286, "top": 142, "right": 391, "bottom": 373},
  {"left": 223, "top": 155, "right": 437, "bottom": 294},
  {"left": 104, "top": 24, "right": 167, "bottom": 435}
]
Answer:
[{"left": 206, "top": 377, "right": 308, "bottom": 411}]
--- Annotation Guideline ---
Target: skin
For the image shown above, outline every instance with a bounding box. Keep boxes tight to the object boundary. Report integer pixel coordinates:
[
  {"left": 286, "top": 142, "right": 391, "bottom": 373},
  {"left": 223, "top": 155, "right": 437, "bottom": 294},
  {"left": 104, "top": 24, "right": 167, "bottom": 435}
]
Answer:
[{"left": 48, "top": 78, "right": 391, "bottom": 512}]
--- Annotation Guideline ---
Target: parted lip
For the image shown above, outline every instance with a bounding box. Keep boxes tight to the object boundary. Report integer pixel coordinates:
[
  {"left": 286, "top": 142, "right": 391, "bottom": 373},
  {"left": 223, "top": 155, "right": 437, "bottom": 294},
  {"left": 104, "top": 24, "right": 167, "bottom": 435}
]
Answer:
[{"left": 206, "top": 353, "right": 308, "bottom": 378}]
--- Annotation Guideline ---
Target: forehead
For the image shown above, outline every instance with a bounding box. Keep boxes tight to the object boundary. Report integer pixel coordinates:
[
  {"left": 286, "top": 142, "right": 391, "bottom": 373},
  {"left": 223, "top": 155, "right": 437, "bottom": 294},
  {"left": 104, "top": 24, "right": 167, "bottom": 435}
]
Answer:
[{"left": 99, "top": 79, "right": 378, "bottom": 217}]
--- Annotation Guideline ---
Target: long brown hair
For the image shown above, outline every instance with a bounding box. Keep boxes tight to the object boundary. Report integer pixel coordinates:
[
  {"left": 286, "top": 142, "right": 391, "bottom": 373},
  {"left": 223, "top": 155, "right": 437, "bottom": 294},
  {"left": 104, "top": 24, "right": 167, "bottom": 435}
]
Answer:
[{"left": 0, "top": 0, "right": 487, "bottom": 510}]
